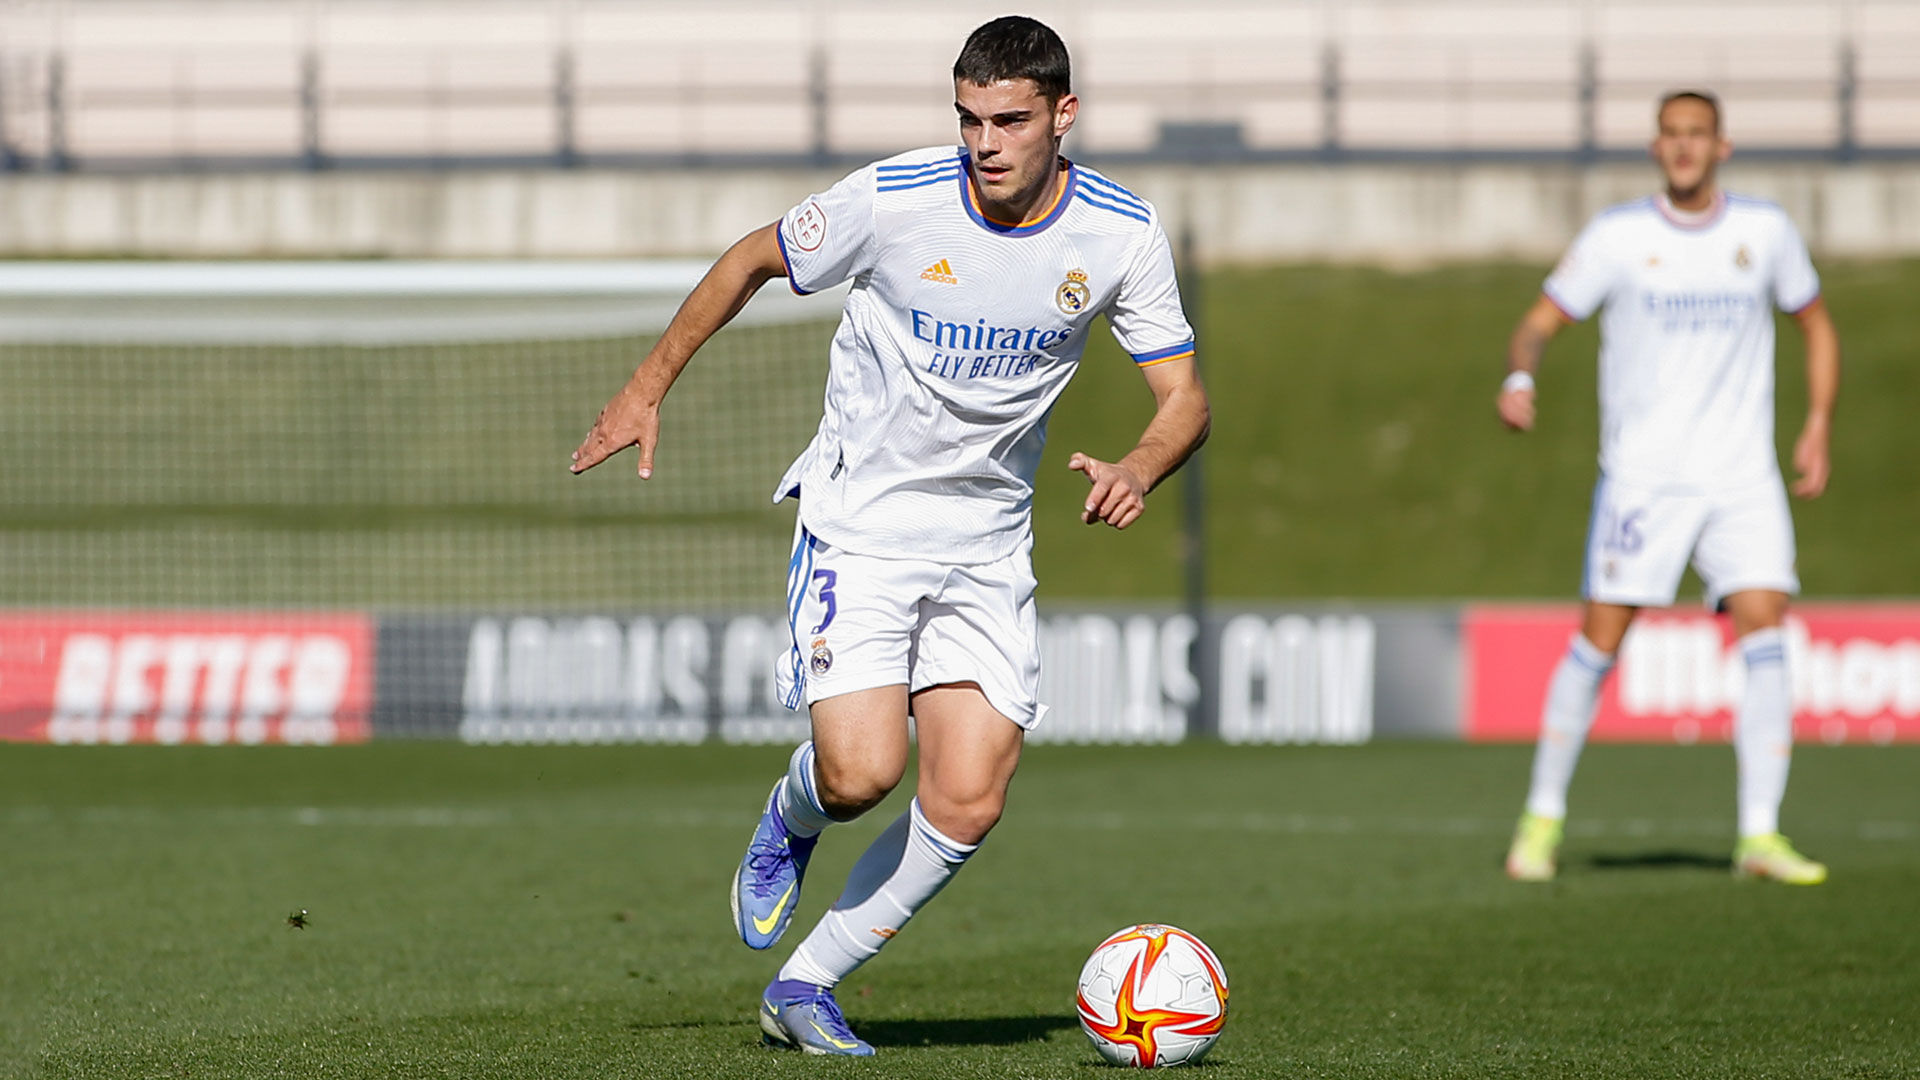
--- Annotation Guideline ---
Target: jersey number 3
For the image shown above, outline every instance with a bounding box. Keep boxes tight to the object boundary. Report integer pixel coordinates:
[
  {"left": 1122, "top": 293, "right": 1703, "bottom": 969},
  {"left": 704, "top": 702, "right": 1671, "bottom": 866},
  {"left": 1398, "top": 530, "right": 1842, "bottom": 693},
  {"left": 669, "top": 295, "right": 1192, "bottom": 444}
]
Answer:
[{"left": 811, "top": 570, "right": 838, "bottom": 634}]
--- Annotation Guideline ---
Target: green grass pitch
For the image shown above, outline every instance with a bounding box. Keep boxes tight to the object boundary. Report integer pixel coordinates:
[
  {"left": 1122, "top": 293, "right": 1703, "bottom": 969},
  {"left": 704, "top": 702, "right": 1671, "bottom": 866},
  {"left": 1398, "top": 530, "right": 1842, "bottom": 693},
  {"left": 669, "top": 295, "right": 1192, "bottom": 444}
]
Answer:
[{"left": 5, "top": 742, "right": 1915, "bottom": 1078}]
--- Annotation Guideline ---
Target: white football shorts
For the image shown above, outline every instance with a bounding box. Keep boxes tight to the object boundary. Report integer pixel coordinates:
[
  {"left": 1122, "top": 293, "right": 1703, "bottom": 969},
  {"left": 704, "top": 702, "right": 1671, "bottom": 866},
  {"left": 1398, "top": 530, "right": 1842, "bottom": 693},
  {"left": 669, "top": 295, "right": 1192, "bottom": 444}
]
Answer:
[
  {"left": 774, "top": 518, "right": 1044, "bottom": 729},
  {"left": 1581, "top": 472, "right": 1799, "bottom": 609}
]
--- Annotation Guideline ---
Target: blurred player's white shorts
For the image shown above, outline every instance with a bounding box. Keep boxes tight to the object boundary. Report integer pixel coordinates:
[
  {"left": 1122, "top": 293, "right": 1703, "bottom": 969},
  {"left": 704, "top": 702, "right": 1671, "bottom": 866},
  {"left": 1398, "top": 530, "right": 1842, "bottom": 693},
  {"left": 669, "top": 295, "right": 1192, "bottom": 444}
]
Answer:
[
  {"left": 775, "top": 517, "right": 1043, "bottom": 729},
  {"left": 1581, "top": 472, "right": 1799, "bottom": 609}
]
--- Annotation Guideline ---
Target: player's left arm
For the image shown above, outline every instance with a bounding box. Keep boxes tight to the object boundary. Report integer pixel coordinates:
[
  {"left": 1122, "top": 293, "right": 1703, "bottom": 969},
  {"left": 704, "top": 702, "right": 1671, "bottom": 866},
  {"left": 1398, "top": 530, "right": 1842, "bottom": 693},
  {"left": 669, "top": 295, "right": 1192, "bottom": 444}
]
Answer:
[
  {"left": 570, "top": 223, "right": 788, "bottom": 478},
  {"left": 1788, "top": 297, "right": 1840, "bottom": 498},
  {"left": 1068, "top": 358, "right": 1210, "bottom": 529}
]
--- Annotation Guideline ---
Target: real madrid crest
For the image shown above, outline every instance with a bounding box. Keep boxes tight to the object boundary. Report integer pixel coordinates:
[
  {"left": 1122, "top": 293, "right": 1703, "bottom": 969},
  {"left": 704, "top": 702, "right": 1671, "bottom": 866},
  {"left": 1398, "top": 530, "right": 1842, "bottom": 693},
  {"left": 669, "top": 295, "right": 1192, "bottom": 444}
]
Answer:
[
  {"left": 1733, "top": 244, "right": 1752, "bottom": 270},
  {"left": 1055, "top": 268, "right": 1090, "bottom": 315},
  {"left": 810, "top": 637, "right": 833, "bottom": 676}
]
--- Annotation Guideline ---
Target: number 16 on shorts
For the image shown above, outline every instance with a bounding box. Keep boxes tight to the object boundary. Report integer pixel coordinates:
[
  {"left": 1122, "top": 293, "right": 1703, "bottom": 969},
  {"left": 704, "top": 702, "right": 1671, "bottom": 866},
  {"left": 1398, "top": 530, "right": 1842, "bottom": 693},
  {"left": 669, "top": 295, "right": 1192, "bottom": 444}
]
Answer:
[
  {"left": 1585, "top": 479, "right": 1671, "bottom": 603},
  {"left": 1581, "top": 476, "right": 1772, "bottom": 608},
  {"left": 1599, "top": 504, "right": 1645, "bottom": 556}
]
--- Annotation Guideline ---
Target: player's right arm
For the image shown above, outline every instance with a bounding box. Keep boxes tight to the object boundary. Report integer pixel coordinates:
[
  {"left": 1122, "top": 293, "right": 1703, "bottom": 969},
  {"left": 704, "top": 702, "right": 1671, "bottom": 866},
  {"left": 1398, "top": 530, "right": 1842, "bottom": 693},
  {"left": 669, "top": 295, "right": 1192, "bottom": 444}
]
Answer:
[
  {"left": 1501, "top": 215, "right": 1614, "bottom": 432},
  {"left": 1497, "top": 296, "right": 1574, "bottom": 432},
  {"left": 570, "top": 223, "right": 787, "bottom": 478}
]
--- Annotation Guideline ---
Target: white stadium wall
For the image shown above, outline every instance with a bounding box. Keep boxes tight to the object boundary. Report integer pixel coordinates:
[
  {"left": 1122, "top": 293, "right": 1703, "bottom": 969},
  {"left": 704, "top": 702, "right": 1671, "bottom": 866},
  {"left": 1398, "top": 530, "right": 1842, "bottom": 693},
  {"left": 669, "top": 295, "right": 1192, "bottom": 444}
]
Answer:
[
  {"left": 6, "top": 1, "right": 1919, "bottom": 165},
  {"left": 8, "top": 0, "right": 1920, "bottom": 260},
  {"left": 4, "top": 161, "right": 1920, "bottom": 262}
]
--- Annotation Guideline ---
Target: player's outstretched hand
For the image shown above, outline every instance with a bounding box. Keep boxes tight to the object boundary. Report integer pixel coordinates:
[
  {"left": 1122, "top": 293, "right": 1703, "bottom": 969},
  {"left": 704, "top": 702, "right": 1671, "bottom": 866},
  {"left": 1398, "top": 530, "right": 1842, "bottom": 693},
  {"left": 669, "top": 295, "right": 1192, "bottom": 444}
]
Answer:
[
  {"left": 570, "top": 385, "right": 661, "bottom": 479},
  {"left": 1790, "top": 418, "right": 1830, "bottom": 498},
  {"left": 1069, "top": 452, "right": 1147, "bottom": 529},
  {"left": 1496, "top": 387, "right": 1536, "bottom": 432}
]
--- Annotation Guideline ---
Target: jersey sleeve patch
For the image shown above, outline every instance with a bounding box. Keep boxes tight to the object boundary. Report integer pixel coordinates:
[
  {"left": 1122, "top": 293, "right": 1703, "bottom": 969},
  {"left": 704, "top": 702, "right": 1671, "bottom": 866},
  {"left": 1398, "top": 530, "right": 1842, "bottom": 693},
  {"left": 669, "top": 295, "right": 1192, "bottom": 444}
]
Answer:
[
  {"left": 790, "top": 199, "right": 828, "bottom": 252},
  {"left": 779, "top": 167, "right": 879, "bottom": 294}
]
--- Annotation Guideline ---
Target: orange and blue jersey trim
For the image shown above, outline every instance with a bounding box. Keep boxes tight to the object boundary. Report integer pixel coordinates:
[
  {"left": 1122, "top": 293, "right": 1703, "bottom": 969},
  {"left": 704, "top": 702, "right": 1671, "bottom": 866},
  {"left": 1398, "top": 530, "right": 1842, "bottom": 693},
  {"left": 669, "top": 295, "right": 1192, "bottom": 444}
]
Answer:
[
  {"left": 960, "top": 162, "right": 1076, "bottom": 237},
  {"left": 1786, "top": 291, "right": 1822, "bottom": 315},
  {"left": 773, "top": 225, "right": 812, "bottom": 296},
  {"left": 1541, "top": 285, "right": 1582, "bottom": 322},
  {"left": 1132, "top": 342, "right": 1195, "bottom": 367}
]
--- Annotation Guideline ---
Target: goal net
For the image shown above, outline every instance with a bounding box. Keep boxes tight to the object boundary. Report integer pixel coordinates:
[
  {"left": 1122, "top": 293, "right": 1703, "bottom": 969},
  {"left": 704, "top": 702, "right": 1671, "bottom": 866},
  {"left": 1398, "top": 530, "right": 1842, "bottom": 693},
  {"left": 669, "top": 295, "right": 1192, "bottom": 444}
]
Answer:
[{"left": 0, "top": 261, "right": 841, "bottom": 613}]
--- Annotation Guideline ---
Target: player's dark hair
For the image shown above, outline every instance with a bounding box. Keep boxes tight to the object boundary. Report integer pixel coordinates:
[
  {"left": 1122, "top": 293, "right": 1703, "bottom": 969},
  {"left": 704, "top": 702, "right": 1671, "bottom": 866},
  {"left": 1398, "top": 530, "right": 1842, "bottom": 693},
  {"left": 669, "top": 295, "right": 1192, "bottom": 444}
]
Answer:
[
  {"left": 1658, "top": 89, "right": 1722, "bottom": 133},
  {"left": 953, "top": 16, "right": 1071, "bottom": 103}
]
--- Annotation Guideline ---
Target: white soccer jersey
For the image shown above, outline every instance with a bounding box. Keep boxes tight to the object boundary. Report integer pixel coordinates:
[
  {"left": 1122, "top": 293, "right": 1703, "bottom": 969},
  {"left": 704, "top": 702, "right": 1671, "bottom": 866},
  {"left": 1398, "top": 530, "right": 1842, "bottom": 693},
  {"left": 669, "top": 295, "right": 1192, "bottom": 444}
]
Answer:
[
  {"left": 1543, "top": 192, "right": 1821, "bottom": 490},
  {"left": 771, "top": 146, "right": 1195, "bottom": 564}
]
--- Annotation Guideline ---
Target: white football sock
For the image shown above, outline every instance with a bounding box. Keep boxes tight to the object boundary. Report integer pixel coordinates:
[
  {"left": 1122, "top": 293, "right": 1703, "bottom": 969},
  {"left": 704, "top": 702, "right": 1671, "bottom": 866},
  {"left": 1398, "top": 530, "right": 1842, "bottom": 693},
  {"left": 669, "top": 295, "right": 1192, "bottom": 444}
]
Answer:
[
  {"left": 1734, "top": 628, "right": 1792, "bottom": 838},
  {"left": 1523, "top": 633, "right": 1616, "bottom": 820},
  {"left": 777, "top": 740, "right": 836, "bottom": 839},
  {"left": 777, "top": 797, "right": 977, "bottom": 988}
]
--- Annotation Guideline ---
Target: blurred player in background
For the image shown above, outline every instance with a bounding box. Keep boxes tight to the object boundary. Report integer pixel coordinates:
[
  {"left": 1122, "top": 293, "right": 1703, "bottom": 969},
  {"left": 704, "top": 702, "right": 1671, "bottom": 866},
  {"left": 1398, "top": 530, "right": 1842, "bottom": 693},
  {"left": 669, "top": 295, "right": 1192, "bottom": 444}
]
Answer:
[
  {"left": 1496, "top": 90, "right": 1841, "bottom": 884},
  {"left": 571, "top": 15, "right": 1209, "bottom": 1054}
]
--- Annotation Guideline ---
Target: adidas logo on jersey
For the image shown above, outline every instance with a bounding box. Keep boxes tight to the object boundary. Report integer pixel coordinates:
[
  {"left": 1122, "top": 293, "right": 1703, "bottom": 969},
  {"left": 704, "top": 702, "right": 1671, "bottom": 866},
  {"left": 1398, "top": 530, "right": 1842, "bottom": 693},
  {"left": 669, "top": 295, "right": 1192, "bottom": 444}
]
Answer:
[{"left": 920, "top": 259, "right": 959, "bottom": 285}]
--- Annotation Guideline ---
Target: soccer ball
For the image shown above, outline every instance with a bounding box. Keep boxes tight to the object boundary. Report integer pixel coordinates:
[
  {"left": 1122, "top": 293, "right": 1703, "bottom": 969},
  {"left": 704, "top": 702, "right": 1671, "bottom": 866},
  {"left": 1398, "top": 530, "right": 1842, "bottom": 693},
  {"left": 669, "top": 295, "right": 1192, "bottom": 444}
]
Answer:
[{"left": 1075, "top": 923, "right": 1229, "bottom": 1067}]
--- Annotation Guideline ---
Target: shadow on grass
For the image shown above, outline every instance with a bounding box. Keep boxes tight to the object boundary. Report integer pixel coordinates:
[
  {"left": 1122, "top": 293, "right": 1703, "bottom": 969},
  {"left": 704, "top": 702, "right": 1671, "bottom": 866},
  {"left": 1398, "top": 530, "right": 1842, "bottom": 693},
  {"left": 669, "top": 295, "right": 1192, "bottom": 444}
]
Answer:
[
  {"left": 628, "top": 1013, "right": 1079, "bottom": 1049},
  {"left": 859, "top": 1014, "right": 1080, "bottom": 1048},
  {"left": 1585, "top": 850, "right": 1732, "bottom": 872},
  {"left": 627, "top": 1018, "right": 749, "bottom": 1031},
  {"left": 1072, "top": 1060, "right": 1229, "bottom": 1071}
]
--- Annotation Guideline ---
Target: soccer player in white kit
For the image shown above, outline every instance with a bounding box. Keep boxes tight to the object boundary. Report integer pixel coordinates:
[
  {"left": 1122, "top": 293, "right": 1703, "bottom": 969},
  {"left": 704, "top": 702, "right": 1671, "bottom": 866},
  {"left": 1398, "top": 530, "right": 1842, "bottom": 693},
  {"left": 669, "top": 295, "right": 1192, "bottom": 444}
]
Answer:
[
  {"left": 570, "top": 17, "right": 1209, "bottom": 1053},
  {"left": 1496, "top": 91, "right": 1841, "bottom": 885}
]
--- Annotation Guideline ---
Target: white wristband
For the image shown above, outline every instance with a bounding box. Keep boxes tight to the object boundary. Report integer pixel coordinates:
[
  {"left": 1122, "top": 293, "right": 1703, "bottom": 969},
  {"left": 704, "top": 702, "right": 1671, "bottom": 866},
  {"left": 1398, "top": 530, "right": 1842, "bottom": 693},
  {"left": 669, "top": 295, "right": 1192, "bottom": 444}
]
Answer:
[{"left": 1502, "top": 370, "right": 1536, "bottom": 394}]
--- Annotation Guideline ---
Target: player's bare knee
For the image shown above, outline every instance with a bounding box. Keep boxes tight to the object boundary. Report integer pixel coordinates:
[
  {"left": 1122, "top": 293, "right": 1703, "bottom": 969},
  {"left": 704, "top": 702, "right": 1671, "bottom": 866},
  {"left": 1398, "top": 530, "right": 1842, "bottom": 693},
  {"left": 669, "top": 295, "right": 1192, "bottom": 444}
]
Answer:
[
  {"left": 918, "top": 789, "right": 1005, "bottom": 846},
  {"left": 814, "top": 758, "right": 901, "bottom": 820},
  {"left": 951, "top": 801, "right": 1005, "bottom": 845},
  {"left": 1580, "top": 602, "right": 1638, "bottom": 655},
  {"left": 1725, "top": 590, "right": 1790, "bottom": 637}
]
